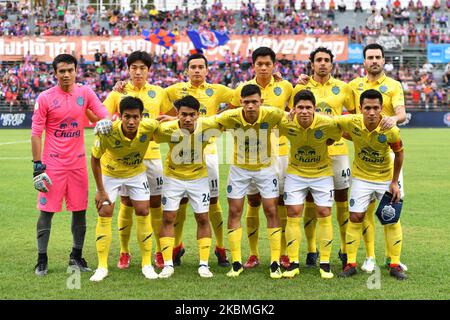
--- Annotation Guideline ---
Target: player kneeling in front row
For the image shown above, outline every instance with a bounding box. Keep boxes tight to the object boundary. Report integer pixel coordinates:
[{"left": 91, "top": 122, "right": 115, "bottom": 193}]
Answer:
[
  {"left": 336, "top": 89, "right": 407, "bottom": 280},
  {"left": 90, "top": 96, "right": 160, "bottom": 282},
  {"left": 155, "top": 95, "right": 222, "bottom": 279},
  {"left": 280, "top": 90, "right": 342, "bottom": 279}
]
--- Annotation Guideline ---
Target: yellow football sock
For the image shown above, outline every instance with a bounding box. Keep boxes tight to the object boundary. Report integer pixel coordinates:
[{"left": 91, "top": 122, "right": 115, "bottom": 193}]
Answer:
[
  {"left": 118, "top": 204, "right": 133, "bottom": 254},
  {"left": 228, "top": 227, "right": 243, "bottom": 263},
  {"left": 246, "top": 204, "right": 260, "bottom": 257},
  {"left": 278, "top": 205, "right": 288, "bottom": 256},
  {"left": 267, "top": 227, "right": 282, "bottom": 263},
  {"left": 285, "top": 217, "right": 301, "bottom": 263},
  {"left": 174, "top": 203, "right": 187, "bottom": 247},
  {"left": 336, "top": 201, "right": 349, "bottom": 254},
  {"left": 363, "top": 201, "right": 376, "bottom": 258},
  {"left": 136, "top": 215, "right": 153, "bottom": 267},
  {"left": 198, "top": 237, "right": 212, "bottom": 263},
  {"left": 150, "top": 206, "right": 163, "bottom": 252},
  {"left": 317, "top": 215, "right": 333, "bottom": 263},
  {"left": 303, "top": 201, "right": 317, "bottom": 253},
  {"left": 160, "top": 237, "right": 175, "bottom": 265},
  {"left": 346, "top": 221, "right": 363, "bottom": 264},
  {"left": 384, "top": 222, "right": 403, "bottom": 265},
  {"left": 95, "top": 216, "right": 112, "bottom": 269},
  {"left": 209, "top": 202, "right": 225, "bottom": 248}
]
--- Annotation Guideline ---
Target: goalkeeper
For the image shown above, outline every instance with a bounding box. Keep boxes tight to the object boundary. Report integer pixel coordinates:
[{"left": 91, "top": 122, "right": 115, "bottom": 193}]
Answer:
[{"left": 31, "top": 54, "right": 112, "bottom": 276}]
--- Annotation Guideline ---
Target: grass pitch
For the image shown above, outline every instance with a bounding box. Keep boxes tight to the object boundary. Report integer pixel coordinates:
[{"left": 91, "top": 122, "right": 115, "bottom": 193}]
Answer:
[{"left": 0, "top": 128, "right": 449, "bottom": 300}]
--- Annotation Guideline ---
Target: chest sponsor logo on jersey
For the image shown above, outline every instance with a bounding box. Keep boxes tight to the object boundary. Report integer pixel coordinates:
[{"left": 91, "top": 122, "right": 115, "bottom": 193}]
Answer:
[
  {"left": 120, "top": 152, "right": 142, "bottom": 166},
  {"left": 148, "top": 90, "right": 156, "bottom": 98},
  {"left": 294, "top": 146, "right": 321, "bottom": 163},
  {"left": 332, "top": 86, "right": 340, "bottom": 95},
  {"left": 76, "top": 96, "right": 84, "bottom": 106},
  {"left": 55, "top": 117, "right": 81, "bottom": 138},
  {"left": 358, "top": 146, "right": 385, "bottom": 163},
  {"left": 274, "top": 87, "right": 282, "bottom": 96},
  {"left": 199, "top": 104, "right": 207, "bottom": 115},
  {"left": 316, "top": 102, "right": 333, "bottom": 115}
]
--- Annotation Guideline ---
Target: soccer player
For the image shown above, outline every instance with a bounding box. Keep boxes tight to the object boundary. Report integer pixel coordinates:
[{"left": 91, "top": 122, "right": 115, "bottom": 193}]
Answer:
[
  {"left": 217, "top": 84, "right": 286, "bottom": 279},
  {"left": 231, "top": 47, "right": 293, "bottom": 269},
  {"left": 103, "top": 51, "right": 172, "bottom": 270},
  {"left": 348, "top": 43, "right": 407, "bottom": 272},
  {"left": 31, "top": 53, "right": 111, "bottom": 276},
  {"left": 154, "top": 95, "right": 222, "bottom": 278},
  {"left": 290, "top": 47, "right": 356, "bottom": 269},
  {"left": 90, "top": 96, "right": 160, "bottom": 282},
  {"left": 336, "top": 89, "right": 406, "bottom": 280},
  {"left": 280, "top": 90, "right": 342, "bottom": 279},
  {"left": 162, "top": 54, "right": 234, "bottom": 267}
]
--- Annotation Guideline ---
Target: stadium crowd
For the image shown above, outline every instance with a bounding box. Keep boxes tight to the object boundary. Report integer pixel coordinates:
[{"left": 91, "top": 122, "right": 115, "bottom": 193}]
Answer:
[{"left": 0, "top": 0, "right": 448, "bottom": 110}]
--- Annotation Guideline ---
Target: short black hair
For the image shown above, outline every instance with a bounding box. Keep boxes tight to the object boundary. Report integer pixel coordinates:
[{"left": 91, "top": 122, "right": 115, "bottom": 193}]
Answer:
[
  {"left": 309, "top": 47, "right": 334, "bottom": 63},
  {"left": 241, "top": 84, "right": 261, "bottom": 98},
  {"left": 363, "top": 43, "right": 385, "bottom": 59},
  {"left": 360, "top": 89, "right": 383, "bottom": 106},
  {"left": 174, "top": 95, "right": 200, "bottom": 111},
  {"left": 119, "top": 96, "right": 144, "bottom": 114},
  {"left": 187, "top": 54, "right": 208, "bottom": 68},
  {"left": 127, "top": 51, "right": 152, "bottom": 68},
  {"left": 293, "top": 89, "right": 316, "bottom": 107},
  {"left": 52, "top": 54, "right": 78, "bottom": 72},
  {"left": 252, "top": 46, "right": 276, "bottom": 64}
]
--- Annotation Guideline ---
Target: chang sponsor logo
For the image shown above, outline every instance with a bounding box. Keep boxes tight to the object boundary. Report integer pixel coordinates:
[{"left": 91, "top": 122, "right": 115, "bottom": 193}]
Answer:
[
  {"left": 54, "top": 117, "right": 81, "bottom": 138},
  {"left": 358, "top": 146, "right": 385, "bottom": 163},
  {"left": 294, "top": 146, "right": 321, "bottom": 163}
]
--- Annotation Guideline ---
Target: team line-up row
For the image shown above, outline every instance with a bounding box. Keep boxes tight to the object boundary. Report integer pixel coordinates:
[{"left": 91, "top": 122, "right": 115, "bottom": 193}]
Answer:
[{"left": 31, "top": 45, "right": 407, "bottom": 282}]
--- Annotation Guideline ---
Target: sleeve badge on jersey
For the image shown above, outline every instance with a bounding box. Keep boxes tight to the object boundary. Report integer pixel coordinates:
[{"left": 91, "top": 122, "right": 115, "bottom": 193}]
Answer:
[
  {"left": 332, "top": 86, "right": 340, "bottom": 95},
  {"left": 206, "top": 88, "right": 214, "bottom": 97},
  {"left": 274, "top": 87, "right": 282, "bottom": 96},
  {"left": 314, "top": 129, "right": 323, "bottom": 139},
  {"left": 140, "top": 134, "right": 148, "bottom": 143},
  {"left": 378, "top": 134, "right": 387, "bottom": 143},
  {"left": 76, "top": 96, "right": 84, "bottom": 106},
  {"left": 34, "top": 101, "right": 39, "bottom": 110},
  {"left": 148, "top": 90, "right": 156, "bottom": 98},
  {"left": 379, "top": 85, "right": 388, "bottom": 93}
]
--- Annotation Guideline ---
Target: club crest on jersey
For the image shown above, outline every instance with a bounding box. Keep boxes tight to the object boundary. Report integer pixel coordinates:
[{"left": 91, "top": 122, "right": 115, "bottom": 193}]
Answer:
[
  {"left": 40, "top": 197, "right": 47, "bottom": 205},
  {"left": 332, "top": 86, "right": 340, "bottom": 95},
  {"left": 148, "top": 90, "right": 156, "bottom": 98},
  {"left": 140, "top": 134, "right": 147, "bottom": 143},
  {"left": 274, "top": 87, "right": 282, "bottom": 96},
  {"left": 76, "top": 96, "right": 84, "bottom": 106},
  {"left": 314, "top": 129, "right": 323, "bottom": 139},
  {"left": 379, "top": 85, "right": 387, "bottom": 93},
  {"left": 378, "top": 134, "right": 387, "bottom": 143},
  {"left": 260, "top": 122, "right": 269, "bottom": 129},
  {"left": 206, "top": 88, "right": 214, "bottom": 97}
]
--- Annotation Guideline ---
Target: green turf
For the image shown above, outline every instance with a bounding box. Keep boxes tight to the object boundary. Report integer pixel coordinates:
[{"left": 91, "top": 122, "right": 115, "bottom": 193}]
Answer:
[{"left": 0, "top": 128, "right": 449, "bottom": 300}]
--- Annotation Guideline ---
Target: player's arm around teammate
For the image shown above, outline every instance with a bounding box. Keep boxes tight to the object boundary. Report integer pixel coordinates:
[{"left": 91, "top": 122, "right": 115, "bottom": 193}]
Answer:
[{"left": 89, "top": 97, "right": 160, "bottom": 282}]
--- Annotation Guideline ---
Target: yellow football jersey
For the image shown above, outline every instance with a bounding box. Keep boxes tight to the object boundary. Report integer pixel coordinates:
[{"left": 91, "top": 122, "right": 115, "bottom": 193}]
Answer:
[
  {"left": 91, "top": 119, "right": 160, "bottom": 178},
  {"left": 231, "top": 77, "right": 293, "bottom": 156},
  {"left": 279, "top": 114, "right": 342, "bottom": 178},
  {"left": 348, "top": 74, "right": 405, "bottom": 117},
  {"left": 103, "top": 82, "right": 170, "bottom": 160},
  {"left": 335, "top": 114, "right": 403, "bottom": 182},
  {"left": 163, "top": 81, "right": 234, "bottom": 155},
  {"left": 291, "top": 76, "right": 355, "bottom": 156},
  {"left": 153, "top": 117, "right": 222, "bottom": 180},
  {"left": 216, "top": 106, "right": 285, "bottom": 171}
]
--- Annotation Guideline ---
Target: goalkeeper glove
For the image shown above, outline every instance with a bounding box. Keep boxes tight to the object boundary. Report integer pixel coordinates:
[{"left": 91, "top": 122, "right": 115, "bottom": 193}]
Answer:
[
  {"left": 94, "top": 119, "right": 113, "bottom": 135},
  {"left": 33, "top": 161, "right": 52, "bottom": 193}
]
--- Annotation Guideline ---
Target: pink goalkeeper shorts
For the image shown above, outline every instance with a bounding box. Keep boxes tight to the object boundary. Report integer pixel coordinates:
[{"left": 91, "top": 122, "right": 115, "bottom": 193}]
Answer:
[{"left": 37, "top": 168, "right": 89, "bottom": 213}]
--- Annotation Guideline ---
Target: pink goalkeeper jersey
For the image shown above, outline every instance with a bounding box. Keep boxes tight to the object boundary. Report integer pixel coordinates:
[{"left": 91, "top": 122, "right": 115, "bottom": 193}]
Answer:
[{"left": 32, "top": 84, "right": 108, "bottom": 170}]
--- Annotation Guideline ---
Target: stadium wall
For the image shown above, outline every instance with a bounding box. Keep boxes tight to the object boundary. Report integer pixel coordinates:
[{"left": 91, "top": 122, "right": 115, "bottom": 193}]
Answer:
[{"left": 2, "top": 111, "right": 450, "bottom": 129}]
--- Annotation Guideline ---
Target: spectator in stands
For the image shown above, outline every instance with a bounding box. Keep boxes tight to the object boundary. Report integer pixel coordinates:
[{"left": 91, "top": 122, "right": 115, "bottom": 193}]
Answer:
[
  {"left": 338, "top": 0, "right": 346, "bottom": 12},
  {"left": 443, "top": 62, "right": 450, "bottom": 88},
  {"left": 433, "top": 0, "right": 441, "bottom": 10},
  {"left": 354, "top": 0, "right": 363, "bottom": 13}
]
